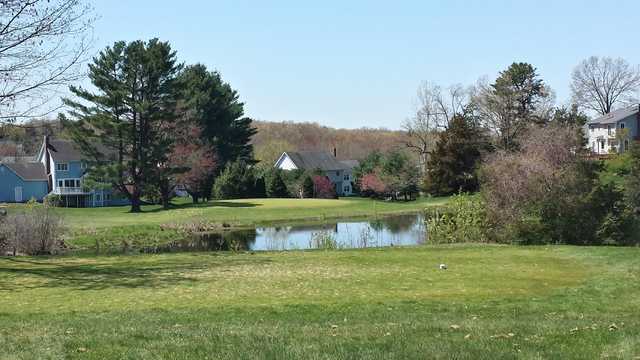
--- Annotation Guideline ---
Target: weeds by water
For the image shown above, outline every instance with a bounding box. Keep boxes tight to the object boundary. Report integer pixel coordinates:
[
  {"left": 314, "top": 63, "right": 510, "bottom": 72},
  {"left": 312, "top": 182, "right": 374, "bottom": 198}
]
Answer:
[{"left": 309, "top": 231, "right": 340, "bottom": 250}]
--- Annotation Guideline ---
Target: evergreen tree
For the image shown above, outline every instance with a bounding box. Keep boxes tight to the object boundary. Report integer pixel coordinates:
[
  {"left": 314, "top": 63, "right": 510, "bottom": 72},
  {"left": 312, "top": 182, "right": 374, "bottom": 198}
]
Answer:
[
  {"left": 301, "top": 175, "right": 315, "bottom": 198},
  {"left": 475, "top": 62, "right": 549, "bottom": 151},
  {"left": 63, "top": 39, "right": 182, "bottom": 212},
  {"left": 212, "top": 160, "right": 257, "bottom": 199},
  {"left": 265, "top": 169, "right": 289, "bottom": 198},
  {"left": 551, "top": 104, "right": 589, "bottom": 149},
  {"left": 425, "top": 113, "right": 489, "bottom": 196},
  {"left": 178, "top": 64, "right": 257, "bottom": 198}
]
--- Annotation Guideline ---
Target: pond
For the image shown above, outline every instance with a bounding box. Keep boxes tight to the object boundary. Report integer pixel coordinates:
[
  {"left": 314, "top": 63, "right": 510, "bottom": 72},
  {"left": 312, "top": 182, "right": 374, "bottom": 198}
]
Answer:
[{"left": 141, "top": 213, "right": 426, "bottom": 253}]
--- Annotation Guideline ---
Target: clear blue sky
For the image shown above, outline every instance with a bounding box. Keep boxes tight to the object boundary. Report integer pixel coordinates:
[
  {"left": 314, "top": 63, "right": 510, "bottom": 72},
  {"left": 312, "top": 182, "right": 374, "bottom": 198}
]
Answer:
[{"left": 91, "top": 0, "right": 640, "bottom": 130}]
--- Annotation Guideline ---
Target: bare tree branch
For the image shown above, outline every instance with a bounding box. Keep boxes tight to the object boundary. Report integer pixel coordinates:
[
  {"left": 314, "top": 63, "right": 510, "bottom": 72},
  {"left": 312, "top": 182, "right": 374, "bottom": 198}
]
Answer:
[
  {"left": 403, "top": 81, "right": 469, "bottom": 173},
  {"left": 0, "top": 0, "right": 95, "bottom": 124},
  {"left": 571, "top": 56, "right": 640, "bottom": 115}
]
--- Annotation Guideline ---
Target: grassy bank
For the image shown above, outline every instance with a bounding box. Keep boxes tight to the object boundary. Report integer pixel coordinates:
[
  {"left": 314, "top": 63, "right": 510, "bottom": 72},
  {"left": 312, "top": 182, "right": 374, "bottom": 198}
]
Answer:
[
  {"left": 58, "top": 197, "right": 448, "bottom": 229},
  {"left": 0, "top": 245, "right": 638, "bottom": 359},
  {"left": 33, "top": 197, "right": 448, "bottom": 250}
]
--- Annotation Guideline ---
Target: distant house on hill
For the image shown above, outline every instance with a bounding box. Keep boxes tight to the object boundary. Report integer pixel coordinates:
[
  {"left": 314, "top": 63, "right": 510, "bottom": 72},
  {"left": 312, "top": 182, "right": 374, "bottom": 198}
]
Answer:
[
  {"left": 587, "top": 105, "right": 640, "bottom": 155},
  {"left": 274, "top": 150, "right": 359, "bottom": 196},
  {"left": 0, "top": 136, "right": 129, "bottom": 207}
]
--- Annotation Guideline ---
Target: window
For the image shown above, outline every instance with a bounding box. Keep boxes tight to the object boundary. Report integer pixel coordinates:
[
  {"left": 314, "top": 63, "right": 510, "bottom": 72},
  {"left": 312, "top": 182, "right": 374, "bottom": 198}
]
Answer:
[
  {"left": 620, "top": 122, "right": 626, "bottom": 129},
  {"left": 62, "top": 179, "right": 81, "bottom": 188},
  {"left": 343, "top": 174, "right": 350, "bottom": 181},
  {"left": 81, "top": 162, "right": 87, "bottom": 170},
  {"left": 336, "top": 170, "right": 341, "bottom": 177},
  {"left": 56, "top": 163, "right": 68, "bottom": 171},
  {"left": 57, "top": 180, "right": 63, "bottom": 188},
  {"left": 95, "top": 194, "right": 102, "bottom": 201},
  {"left": 105, "top": 194, "right": 112, "bottom": 201},
  {"left": 608, "top": 125, "right": 613, "bottom": 136},
  {"left": 343, "top": 185, "right": 350, "bottom": 193}
]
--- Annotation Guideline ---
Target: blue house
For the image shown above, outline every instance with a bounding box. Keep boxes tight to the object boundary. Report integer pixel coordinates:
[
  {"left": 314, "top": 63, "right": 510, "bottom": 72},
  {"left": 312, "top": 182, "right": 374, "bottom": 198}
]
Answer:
[
  {"left": 0, "top": 136, "right": 129, "bottom": 207},
  {"left": 0, "top": 161, "right": 48, "bottom": 202}
]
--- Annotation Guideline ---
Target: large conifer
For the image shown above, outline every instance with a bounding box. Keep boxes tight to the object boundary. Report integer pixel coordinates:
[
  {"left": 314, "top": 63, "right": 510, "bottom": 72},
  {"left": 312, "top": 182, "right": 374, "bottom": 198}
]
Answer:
[{"left": 63, "top": 39, "right": 182, "bottom": 212}]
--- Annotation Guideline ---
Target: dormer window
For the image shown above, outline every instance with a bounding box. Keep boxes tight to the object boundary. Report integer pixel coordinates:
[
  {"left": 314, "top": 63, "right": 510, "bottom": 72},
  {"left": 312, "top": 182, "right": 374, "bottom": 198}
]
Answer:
[{"left": 56, "top": 163, "right": 68, "bottom": 171}]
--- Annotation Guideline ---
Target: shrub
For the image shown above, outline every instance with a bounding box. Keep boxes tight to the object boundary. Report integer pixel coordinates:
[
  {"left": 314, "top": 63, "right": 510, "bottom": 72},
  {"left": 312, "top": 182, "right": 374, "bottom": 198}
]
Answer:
[
  {"left": 313, "top": 175, "right": 336, "bottom": 199},
  {"left": 360, "top": 173, "right": 387, "bottom": 198},
  {"left": 265, "top": 169, "right": 289, "bottom": 198},
  {"left": 212, "top": 161, "right": 258, "bottom": 199},
  {"left": 301, "top": 175, "right": 314, "bottom": 198},
  {"left": 426, "top": 194, "right": 491, "bottom": 244},
  {"left": 44, "top": 194, "right": 62, "bottom": 207},
  {"left": 0, "top": 202, "right": 64, "bottom": 255}
]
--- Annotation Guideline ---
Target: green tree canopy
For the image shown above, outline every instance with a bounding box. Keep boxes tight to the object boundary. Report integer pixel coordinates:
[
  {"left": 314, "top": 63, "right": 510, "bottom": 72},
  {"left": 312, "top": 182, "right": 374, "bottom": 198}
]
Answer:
[{"left": 63, "top": 39, "right": 182, "bottom": 212}]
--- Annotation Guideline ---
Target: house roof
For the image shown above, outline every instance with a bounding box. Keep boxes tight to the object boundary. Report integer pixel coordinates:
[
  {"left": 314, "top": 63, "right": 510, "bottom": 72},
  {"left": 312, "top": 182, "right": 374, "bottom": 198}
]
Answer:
[
  {"left": 47, "top": 139, "right": 84, "bottom": 162},
  {"left": 282, "top": 151, "right": 353, "bottom": 171},
  {"left": 589, "top": 106, "right": 639, "bottom": 125},
  {"left": 339, "top": 160, "right": 360, "bottom": 169},
  {"left": 1, "top": 162, "right": 47, "bottom": 181}
]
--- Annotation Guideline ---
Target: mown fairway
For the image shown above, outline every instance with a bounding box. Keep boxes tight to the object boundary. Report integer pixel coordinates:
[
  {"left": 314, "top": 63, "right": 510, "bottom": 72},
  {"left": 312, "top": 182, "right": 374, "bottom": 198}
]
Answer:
[
  {"left": 55, "top": 197, "right": 448, "bottom": 229},
  {"left": 1, "top": 245, "right": 638, "bottom": 359}
]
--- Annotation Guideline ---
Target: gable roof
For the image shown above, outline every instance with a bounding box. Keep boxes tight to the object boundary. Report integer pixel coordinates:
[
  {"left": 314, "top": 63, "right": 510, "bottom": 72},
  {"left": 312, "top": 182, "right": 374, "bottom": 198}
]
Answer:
[
  {"left": 0, "top": 162, "right": 47, "bottom": 181},
  {"left": 280, "top": 151, "right": 351, "bottom": 171},
  {"left": 339, "top": 160, "right": 360, "bottom": 169},
  {"left": 589, "top": 106, "right": 639, "bottom": 125},
  {"left": 47, "top": 139, "right": 84, "bottom": 162}
]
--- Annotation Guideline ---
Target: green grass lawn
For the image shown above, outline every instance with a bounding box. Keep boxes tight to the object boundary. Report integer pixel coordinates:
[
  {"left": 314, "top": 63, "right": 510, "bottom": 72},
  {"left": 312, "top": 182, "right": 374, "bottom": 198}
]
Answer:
[
  {"left": 1, "top": 245, "right": 639, "bottom": 359},
  {"left": 54, "top": 197, "right": 448, "bottom": 229}
]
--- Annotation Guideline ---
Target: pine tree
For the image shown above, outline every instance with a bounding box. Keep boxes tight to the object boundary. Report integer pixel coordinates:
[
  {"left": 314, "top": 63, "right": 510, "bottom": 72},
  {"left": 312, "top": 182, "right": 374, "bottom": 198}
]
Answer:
[
  {"left": 63, "top": 39, "right": 182, "bottom": 212},
  {"left": 425, "top": 113, "right": 489, "bottom": 196},
  {"left": 301, "top": 175, "right": 315, "bottom": 198},
  {"left": 178, "top": 65, "right": 257, "bottom": 199},
  {"left": 265, "top": 169, "right": 289, "bottom": 198}
]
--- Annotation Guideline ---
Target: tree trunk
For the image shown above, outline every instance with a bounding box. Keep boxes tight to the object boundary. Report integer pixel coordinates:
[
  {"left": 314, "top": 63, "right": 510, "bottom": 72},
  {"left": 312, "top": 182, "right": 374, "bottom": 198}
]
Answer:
[
  {"left": 162, "top": 193, "right": 170, "bottom": 210},
  {"left": 130, "top": 192, "right": 142, "bottom": 213}
]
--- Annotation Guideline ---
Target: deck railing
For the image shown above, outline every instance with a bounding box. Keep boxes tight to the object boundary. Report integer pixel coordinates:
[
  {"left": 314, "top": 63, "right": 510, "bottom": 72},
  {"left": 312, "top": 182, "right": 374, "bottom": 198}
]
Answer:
[{"left": 52, "top": 187, "right": 90, "bottom": 195}]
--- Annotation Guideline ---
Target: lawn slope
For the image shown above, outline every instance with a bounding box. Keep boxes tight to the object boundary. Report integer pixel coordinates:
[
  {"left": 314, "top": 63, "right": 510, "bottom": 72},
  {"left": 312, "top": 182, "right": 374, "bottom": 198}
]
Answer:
[{"left": 1, "top": 245, "right": 638, "bottom": 359}]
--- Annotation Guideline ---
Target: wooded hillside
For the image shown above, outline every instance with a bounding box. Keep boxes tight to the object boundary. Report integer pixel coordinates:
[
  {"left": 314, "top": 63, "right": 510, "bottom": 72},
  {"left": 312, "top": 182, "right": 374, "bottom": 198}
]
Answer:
[{"left": 252, "top": 121, "right": 409, "bottom": 167}]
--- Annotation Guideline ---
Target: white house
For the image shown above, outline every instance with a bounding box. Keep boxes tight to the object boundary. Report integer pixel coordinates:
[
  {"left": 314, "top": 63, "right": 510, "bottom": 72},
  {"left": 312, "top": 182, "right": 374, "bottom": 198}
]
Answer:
[
  {"left": 274, "top": 150, "right": 358, "bottom": 196},
  {"left": 587, "top": 105, "right": 639, "bottom": 155}
]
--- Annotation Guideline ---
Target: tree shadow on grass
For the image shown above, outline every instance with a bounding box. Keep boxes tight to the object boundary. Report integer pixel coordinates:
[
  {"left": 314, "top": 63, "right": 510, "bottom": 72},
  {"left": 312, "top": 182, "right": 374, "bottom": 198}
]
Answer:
[
  {"left": 0, "top": 255, "right": 272, "bottom": 292},
  {"left": 143, "top": 200, "right": 261, "bottom": 213}
]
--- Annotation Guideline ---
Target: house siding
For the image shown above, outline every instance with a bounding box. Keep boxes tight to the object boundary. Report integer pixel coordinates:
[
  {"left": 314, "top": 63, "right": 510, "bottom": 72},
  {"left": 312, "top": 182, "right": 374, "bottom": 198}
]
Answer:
[
  {"left": 588, "top": 113, "right": 639, "bottom": 154},
  {"left": 0, "top": 165, "right": 48, "bottom": 202}
]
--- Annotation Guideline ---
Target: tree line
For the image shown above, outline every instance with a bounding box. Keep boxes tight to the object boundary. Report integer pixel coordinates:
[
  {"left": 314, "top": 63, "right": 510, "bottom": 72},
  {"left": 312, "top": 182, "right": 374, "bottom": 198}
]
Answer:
[{"left": 416, "top": 58, "right": 640, "bottom": 245}]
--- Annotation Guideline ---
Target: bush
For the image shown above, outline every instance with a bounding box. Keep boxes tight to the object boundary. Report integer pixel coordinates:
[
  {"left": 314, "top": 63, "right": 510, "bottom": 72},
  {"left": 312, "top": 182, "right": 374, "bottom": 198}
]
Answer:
[
  {"left": 0, "top": 201, "right": 64, "bottom": 255},
  {"left": 301, "top": 175, "right": 314, "bottom": 198},
  {"left": 426, "top": 195, "right": 491, "bottom": 244},
  {"left": 313, "top": 175, "right": 336, "bottom": 199},
  {"left": 212, "top": 161, "right": 258, "bottom": 199},
  {"left": 44, "top": 194, "right": 62, "bottom": 207},
  {"left": 265, "top": 169, "right": 289, "bottom": 198}
]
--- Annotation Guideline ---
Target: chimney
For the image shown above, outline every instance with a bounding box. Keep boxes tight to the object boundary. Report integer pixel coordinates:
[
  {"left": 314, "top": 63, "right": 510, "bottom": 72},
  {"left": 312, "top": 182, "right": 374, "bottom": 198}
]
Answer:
[
  {"left": 333, "top": 147, "right": 337, "bottom": 158},
  {"left": 44, "top": 135, "right": 52, "bottom": 191}
]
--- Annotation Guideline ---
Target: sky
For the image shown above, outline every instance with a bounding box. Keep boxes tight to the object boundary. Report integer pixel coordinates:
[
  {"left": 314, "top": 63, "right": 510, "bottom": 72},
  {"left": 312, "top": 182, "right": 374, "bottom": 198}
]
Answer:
[{"left": 90, "top": 0, "right": 640, "bottom": 130}]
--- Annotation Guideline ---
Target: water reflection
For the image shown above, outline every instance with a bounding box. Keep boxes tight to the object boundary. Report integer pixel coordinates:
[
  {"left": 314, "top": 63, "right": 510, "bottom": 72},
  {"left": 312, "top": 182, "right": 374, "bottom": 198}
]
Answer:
[{"left": 141, "top": 214, "right": 425, "bottom": 253}]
